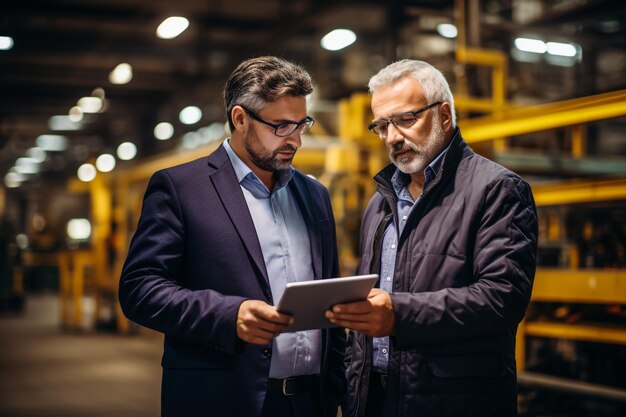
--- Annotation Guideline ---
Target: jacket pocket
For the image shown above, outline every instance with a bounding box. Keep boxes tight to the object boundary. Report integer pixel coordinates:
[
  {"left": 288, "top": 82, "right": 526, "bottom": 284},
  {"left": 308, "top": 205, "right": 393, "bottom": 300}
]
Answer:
[
  {"left": 427, "top": 354, "right": 504, "bottom": 379},
  {"left": 162, "top": 344, "right": 231, "bottom": 369}
]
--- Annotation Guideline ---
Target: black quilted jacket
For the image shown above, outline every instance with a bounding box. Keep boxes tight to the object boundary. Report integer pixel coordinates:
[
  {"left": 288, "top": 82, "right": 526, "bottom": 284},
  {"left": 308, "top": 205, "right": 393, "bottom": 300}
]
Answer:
[{"left": 343, "top": 128, "right": 538, "bottom": 417}]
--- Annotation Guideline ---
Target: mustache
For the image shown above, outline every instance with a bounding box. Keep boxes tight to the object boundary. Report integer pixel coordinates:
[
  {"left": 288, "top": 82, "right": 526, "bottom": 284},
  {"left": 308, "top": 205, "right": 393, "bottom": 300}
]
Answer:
[
  {"left": 391, "top": 141, "right": 418, "bottom": 155},
  {"left": 274, "top": 145, "right": 297, "bottom": 154}
]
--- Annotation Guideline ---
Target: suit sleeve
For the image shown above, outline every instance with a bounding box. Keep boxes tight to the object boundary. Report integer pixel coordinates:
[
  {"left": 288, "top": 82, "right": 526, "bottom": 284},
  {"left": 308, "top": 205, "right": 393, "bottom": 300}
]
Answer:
[
  {"left": 391, "top": 176, "right": 538, "bottom": 347},
  {"left": 118, "top": 170, "right": 246, "bottom": 354}
]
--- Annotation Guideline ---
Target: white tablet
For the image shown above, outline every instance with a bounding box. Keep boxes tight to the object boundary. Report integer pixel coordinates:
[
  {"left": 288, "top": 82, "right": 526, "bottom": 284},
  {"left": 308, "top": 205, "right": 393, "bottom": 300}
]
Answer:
[{"left": 276, "top": 274, "right": 379, "bottom": 332}]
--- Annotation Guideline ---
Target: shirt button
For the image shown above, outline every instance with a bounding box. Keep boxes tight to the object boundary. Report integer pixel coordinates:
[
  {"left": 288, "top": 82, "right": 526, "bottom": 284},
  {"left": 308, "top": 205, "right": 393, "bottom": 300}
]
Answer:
[
  {"left": 402, "top": 216, "right": 407, "bottom": 221},
  {"left": 386, "top": 276, "right": 391, "bottom": 282},
  {"left": 382, "top": 348, "right": 388, "bottom": 354},
  {"left": 262, "top": 348, "right": 272, "bottom": 358},
  {"left": 391, "top": 244, "right": 396, "bottom": 249}
]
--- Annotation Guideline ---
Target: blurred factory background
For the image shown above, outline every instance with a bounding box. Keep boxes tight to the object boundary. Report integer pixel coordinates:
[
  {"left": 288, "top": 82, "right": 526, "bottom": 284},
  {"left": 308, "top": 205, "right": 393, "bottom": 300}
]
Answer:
[{"left": 1, "top": 0, "right": 625, "bottom": 416}]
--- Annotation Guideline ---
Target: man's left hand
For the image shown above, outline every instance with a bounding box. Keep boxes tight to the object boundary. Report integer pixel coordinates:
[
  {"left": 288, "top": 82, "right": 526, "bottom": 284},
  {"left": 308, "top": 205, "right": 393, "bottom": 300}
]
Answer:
[{"left": 325, "top": 288, "right": 395, "bottom": 337}]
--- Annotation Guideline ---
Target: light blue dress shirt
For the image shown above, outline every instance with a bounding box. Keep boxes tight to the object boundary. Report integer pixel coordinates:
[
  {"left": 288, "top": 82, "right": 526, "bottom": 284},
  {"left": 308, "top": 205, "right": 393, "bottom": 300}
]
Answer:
[
  {"left": 223, "top": 139, "right": 322, "bottom": 378},
  {"left": 372, "top": 145, "right": 450, "bottom": 374}
]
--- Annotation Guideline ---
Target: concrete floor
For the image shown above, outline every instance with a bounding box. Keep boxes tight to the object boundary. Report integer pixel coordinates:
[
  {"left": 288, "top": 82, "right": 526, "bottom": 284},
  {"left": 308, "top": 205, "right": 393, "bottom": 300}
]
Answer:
[{"left": 0, "top": 293, "right": 162, "bottom": 417}]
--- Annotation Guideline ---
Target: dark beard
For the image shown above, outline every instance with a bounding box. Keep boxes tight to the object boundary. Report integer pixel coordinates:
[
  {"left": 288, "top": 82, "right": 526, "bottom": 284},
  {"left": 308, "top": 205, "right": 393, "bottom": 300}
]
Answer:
[{"left": 246, "top": 142, "right": 297, "bottom": 172}]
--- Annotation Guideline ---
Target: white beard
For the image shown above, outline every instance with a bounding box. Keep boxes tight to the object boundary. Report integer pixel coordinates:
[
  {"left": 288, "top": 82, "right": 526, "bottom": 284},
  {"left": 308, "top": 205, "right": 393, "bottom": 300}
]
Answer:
[{"left": 390, "top": 115, "right": 448, "bottom": 174}]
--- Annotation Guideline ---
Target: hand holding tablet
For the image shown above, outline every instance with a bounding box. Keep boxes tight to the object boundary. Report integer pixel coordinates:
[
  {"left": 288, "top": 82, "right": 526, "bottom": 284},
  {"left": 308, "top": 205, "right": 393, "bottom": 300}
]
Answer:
[{"left": 276, "top": 274, "right": 378, "bottom": 332}]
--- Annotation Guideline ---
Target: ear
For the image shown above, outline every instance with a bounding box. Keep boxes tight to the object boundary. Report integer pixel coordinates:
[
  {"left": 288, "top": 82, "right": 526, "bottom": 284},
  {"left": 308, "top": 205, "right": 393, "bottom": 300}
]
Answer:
[
  {"left": 230, "top": 105, "right": 247, "bottom": 132},
  {"left": 439, "top": 102, "right": 454, "bottom": 133}
]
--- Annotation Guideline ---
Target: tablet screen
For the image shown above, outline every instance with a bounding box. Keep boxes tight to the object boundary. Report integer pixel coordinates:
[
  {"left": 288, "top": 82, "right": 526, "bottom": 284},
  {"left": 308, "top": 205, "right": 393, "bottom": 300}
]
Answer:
[{"left": 276, "top": 274, "right": 379, "bottom": 332}]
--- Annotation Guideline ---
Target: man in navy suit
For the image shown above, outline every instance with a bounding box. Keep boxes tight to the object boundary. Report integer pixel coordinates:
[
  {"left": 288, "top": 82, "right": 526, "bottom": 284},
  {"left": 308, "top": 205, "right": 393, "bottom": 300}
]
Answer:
[{"left": 119, "top": 56, "right": 345, "bottom": 417}]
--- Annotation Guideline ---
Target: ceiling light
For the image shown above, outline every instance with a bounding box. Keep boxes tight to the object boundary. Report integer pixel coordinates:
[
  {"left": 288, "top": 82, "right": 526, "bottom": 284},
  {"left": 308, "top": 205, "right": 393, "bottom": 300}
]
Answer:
[
  {"left": 546, "top": 42, "right": 578, "bottom": 57},
  {"left": 67, "top": 218, "right": 91, "bottom": 240},
  {"left": 179, "top": 106, "right": 202, "bottom": 125},
  {"left": 514, "top": 38, "right": 547, "bottom": 54},
  {"left": 154, "top": 122, "right": 175, "bottom": 140},
  {"left": 69, "top": 105, "right": 84, "bottom": 122},
  {"left": 436, "top": 24, "right": 458, "bottom": 39},
  {"left": 92, "top": 87, "right": 106, "bottom": 99},
  {"left": 77, "top": 96, "right": 103, "bottom": 113},
  {"left": 15, "top": 157, "right": 40, "bottom": 175},
  {"left": 156, "top": 17, "right": 189, "bottom": 39},
  {"left": 95, "top": 153, "right": 116, "bottom": 172},
  {"left": 321, "top": 29, "right": 357, "bottom": 51},
  {"left": 109, "top": 63, "right": 133, "bottom": 84},
  {"left": 26, "top": 147, "right": 46, "bottom": 163},
  {"left": 77, "top": 163, "right": 97, "bottom": 182},
  {"left": 0, "top": 36, "right": 14, "bottom": 50},
  {"left": 36, "top": 134, "right": 68, "bottom": 151},
  {"left": 4, "top": 172, "right": 22, "bottom": 188},
  {"left": 117, "top": 142, "right": 137, "bottom": 161},
  {"left": 49, "top": 115, "right": 82, "bottom": 131}
]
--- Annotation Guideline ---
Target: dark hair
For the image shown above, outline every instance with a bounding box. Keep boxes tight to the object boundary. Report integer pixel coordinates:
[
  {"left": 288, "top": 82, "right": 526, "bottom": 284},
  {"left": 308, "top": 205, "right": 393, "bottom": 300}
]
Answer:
[{"left": 223, "top": 56, "right": 313, "bottom": 131}]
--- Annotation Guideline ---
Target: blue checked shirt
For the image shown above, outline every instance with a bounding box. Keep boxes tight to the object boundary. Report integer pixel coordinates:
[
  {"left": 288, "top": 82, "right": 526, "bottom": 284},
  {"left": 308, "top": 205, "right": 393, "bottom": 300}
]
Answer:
[
  {"left": 224, "top": 139, "right": 321, "bottom": 378},
  {"left": 372, "top": 146, "right": 450, "bottom": 374}
]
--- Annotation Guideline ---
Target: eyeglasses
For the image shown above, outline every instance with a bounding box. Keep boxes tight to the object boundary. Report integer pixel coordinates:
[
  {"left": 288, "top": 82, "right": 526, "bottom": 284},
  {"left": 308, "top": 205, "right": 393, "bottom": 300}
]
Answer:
[
  {"left": 368, "top": 102, "right": 442, "bottom": 138},
  {"left": 240, "top": 105, "right": 315, "bottom": 137}
]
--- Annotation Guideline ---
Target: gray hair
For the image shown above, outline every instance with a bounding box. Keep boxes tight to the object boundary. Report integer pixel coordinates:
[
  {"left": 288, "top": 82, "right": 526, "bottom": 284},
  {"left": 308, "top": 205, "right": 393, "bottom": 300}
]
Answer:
[
  {"left": 368, "top": 59, "right": 456, "bottom": 127},
  {"left": 223, "top": 56, "right": 313, "bottom": 131}
]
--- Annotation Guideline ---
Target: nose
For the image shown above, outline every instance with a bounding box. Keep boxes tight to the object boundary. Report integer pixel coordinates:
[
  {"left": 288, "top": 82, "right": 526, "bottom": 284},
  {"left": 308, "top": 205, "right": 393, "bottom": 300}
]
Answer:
[
  {"left": 284, "top": 130, "right": 302, "bottom": 148},
  {"left": 384, "top": 123, "right": 405, "bottom": 146}
]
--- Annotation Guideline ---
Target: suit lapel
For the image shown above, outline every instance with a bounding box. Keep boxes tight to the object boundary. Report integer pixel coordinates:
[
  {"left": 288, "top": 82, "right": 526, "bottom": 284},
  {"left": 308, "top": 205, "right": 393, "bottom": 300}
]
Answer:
[
  {"left": 290, "top": 173, "right": 323, "bottom": 280},
  {"left": 207, "top": 145, "right": 270, "bottom": 286}
]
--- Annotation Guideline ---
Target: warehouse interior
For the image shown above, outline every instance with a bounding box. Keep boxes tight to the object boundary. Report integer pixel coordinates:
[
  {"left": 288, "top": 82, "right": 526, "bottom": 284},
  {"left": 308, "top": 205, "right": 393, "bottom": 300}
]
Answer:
[{"left": 1, "top": 0, "right": 625, "bottom": 416}]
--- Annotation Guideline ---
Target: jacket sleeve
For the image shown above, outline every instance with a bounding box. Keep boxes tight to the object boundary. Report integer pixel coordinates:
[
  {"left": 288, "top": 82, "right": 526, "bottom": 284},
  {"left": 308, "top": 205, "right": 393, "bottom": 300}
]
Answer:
[
  {"left": 118, "top": 170, "right": 246, "bottom": 354},
  {"left": 391, "top": 176, "right": 538, "bottom": 347}
]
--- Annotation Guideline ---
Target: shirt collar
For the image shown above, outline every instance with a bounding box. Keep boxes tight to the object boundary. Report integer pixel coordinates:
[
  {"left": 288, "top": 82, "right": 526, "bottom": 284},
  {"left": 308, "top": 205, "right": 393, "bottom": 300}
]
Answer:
[{"left": 222, "top": 138, "right": 294, "bottom": 194}]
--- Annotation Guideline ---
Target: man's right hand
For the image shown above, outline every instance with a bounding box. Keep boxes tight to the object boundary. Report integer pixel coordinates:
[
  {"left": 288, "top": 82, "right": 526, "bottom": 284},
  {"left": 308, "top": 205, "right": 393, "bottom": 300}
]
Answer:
[{"left": 236, "top": 300, "right": 293, "bottom": 345}]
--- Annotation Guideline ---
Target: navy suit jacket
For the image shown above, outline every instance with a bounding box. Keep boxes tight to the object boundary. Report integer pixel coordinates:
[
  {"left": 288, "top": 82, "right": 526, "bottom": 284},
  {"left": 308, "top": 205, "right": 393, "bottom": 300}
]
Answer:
[{"left": 119, "top": 144, "right": 346, "bottom": 417}]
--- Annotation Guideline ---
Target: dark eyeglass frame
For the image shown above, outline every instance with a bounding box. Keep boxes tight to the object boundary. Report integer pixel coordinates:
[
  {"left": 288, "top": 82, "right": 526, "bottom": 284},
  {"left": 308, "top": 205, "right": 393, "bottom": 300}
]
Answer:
[
  {"left": 239, "top": 105, "right": 315, "bottom": 137},
  {"left": 367, "top": 101, "right": 443, "bottom": 138}
]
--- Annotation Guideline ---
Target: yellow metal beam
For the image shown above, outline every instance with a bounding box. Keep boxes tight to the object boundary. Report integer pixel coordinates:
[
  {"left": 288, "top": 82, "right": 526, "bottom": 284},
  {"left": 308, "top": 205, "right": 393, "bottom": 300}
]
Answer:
[
  {"left": 459, "top": 89, "right": 626, "bottom": 143},
  {"left": 532, "top": 178, "right": 626, "bottom": 206},
  {"left": 532, "top": 268, "right": 626, "bottom": 304},
  {"left": 524, "top": 322, "right": 626, "bottom": 346}
]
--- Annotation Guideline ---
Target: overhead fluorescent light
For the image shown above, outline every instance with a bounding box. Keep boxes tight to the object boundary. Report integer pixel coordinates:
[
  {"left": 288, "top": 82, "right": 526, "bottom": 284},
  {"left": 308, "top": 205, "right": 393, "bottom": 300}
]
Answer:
[
  {"left": 321, "top": 29, "right": 357, "bottom": 51},
  {"left": 77, "top": 96, "right": 103, "bottom": 113},
  {"left": 109, "top": 63, "right": 133, "bottom": 84},
  {"left": 36, "top": 134, "right": 68, "bottom": 151},
  {"left": 514, "top": 37, "right": 547, "bottom": 54},
  {"left": 49, "top": 115, "right": 82, "bottom": 131},
  {"left": 15, "top": 157, "right": 40, "bottom": 175},
  {"left": 157, "top": 16, "right": 189, "bottom": 39},
  {"left": 546, "top": 42, "right": 578, "bottom": 57},
  {"left": 436, "top": 24, "right": 458, "bottom": 39},
  {"left": 0, "top": 36, "right": 14, "bottom": 50},
  {"left": 69, "top": 105, "right": 84, "bottom": 122},
  {"left": 26, "top": 147, "right": 46, "bottom": 163},
  {"left": 4, "top": 172, "right": 22, "bottom": 188}
]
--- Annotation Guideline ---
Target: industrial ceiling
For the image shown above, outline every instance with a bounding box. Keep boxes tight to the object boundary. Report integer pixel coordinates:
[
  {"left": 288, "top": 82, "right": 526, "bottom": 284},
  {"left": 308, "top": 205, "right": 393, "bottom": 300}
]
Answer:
[{"left": 1, "top": 0, "right": 625, "bottom": 191}]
